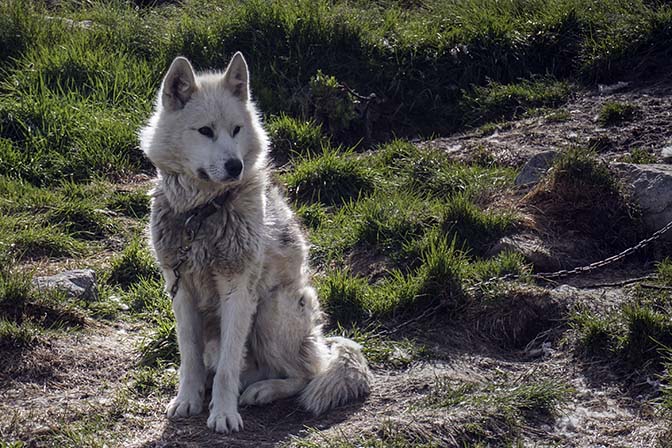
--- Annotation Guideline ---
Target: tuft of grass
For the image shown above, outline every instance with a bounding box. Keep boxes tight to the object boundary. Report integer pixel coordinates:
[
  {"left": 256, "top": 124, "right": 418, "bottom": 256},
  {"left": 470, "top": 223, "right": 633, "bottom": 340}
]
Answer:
[
  {"left": 284, "top": 148, "right": 375, "bottom": 205},
  {"left": 0, "top": 318, "right": 39, "bottom": 350},
  {"left": 0, "top": 262, "right": 85, "bottom": 346},
  {"left": 570, "top": 307, "right": 618, "bottom": 356},
  {"left": 439, "top": 195, "right": 516, "bottom": 255},
  {"left": 427, "top": 375, "right": 571, "bottom": 444},
  {"left": 619, "top": 148, "right": 657, "bottom": 164},
  {"left": 267, "top": 114, "right": 327, "bottom": 166},
  {"left": 45, "top": 201, "right": 114, "bottom": 241},
  {"left": 461, "top": 78, "right": 571, "bottom": 126},
  {"left": 107, "top": 239, "right": 160, "bottom": 289},
  {"left": 658, "top": 258, "right": 672, "bottom": 286},
  {"left": 598, "top": 101, "right": 639, "bottom": 126},
  {"left": 525, "top": 147, "right": 641, "bottom": 250}
]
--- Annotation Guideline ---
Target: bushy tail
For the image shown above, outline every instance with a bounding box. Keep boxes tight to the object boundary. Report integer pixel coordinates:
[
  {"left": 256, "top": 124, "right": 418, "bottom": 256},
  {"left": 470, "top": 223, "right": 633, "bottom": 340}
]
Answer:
[{"left": 299, "top": 336, "right": 372, "bottom": 415}]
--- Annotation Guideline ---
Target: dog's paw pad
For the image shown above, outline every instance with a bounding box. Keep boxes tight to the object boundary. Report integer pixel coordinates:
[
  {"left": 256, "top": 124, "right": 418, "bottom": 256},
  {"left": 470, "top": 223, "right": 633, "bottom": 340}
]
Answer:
[
  {"left": 166, "top": 396, "right": 203, "bottom": 418},
  {"left": 207, "top": 411, "right": 243, "bottom": 433}
]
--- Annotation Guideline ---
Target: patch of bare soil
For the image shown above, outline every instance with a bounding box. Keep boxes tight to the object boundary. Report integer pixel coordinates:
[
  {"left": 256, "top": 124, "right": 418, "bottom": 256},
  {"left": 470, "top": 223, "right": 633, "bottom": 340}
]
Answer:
[
  {"left": 0, "top": 323, "right": 142, "bottom": 444},
  {"left": 421, "top": 78, "right": 672, "bottom": 165}
]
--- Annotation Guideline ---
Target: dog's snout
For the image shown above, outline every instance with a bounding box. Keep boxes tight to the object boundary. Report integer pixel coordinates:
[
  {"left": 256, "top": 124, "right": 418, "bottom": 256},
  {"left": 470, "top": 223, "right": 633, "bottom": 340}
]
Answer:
[{"left": 225, "top": 158, "right": 243, "bottom": 178}]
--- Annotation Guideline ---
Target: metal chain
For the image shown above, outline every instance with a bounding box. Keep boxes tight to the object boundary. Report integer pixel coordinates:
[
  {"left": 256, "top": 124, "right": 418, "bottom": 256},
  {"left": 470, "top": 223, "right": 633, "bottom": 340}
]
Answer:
[
  {"left": 466, "top": 217, "right": 672, "bottom": 292},
  {"left": 169, "top": 214, "right": 200, "bottom": 299}
]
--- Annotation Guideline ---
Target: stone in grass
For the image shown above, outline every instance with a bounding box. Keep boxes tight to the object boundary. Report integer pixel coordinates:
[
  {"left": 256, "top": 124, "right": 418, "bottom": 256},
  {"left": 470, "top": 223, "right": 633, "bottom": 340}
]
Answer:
[
  {"left": 515, "top": 150, "right": 558, "bottom": 186},
  {"left": 33, "top": 269, "right": 98, "bottom": 302}
]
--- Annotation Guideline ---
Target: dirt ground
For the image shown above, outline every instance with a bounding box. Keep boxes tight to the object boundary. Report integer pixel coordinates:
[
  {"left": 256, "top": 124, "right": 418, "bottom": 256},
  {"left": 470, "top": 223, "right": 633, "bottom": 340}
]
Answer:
[{"left": 3, "top": 80, "right": 672, "bottom": 447}]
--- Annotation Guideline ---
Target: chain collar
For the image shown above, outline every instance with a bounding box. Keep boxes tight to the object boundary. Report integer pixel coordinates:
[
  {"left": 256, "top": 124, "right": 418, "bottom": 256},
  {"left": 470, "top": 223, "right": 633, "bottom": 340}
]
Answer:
[{"left": 169, "top": 191, "right": 231, "bottom": 298}]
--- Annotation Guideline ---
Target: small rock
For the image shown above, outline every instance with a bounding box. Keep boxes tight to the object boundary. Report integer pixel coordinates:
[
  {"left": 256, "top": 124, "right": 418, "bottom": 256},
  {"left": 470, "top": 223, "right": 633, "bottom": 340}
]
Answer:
[
  {"left": 33, "top": 269, "right": 98, "bottom": 301},
  {"left": 514, "top": 150, "right": 557, "bottom": 186},
  {"left": 612, "top": 163, "right": 672, "bottom": 241},
  {"left": 662, "top": 145, "right": 672, "bottom": 162}
]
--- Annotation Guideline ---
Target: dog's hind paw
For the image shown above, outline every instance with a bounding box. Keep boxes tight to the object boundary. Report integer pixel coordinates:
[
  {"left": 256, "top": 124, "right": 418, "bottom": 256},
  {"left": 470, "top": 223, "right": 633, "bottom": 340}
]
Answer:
[
  {"left": 239, "top": 381, "right": 275, "bottom": 406},
  {"left": 166, "top": 396, "right": 203, "bottom": 418},
  {"left": 207, "top": 411, "right": 244, "bottom": 433}
]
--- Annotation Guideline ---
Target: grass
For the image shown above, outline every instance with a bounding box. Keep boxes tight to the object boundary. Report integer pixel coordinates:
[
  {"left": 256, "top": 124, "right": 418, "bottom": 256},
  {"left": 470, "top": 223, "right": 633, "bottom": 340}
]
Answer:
[
  {"left": 461, "top": 77, "right": 572, "bottom": 126},
  {"left": 268, "top": 114, "right": 327, "bottom": 166},
  {"left": 572, "top": 261, "right": 672, "bottom": 375},
  {"left": 2, "top": 0, "right": 672, "bottom": 444},
  {"left": 107, "top": 238, "right": 160, "bottom": 289},
  {"left": 598, "top": 101, "right": 639, "bottom": 126},
  {"left": 619, "top": 147, "right": 658, "bottom": 164},
  {"left": 525, "top": 147, "right": 642, "bottom": 251},
  {"left": 284, "top": 148, "right": 376, "bottom": 205}
]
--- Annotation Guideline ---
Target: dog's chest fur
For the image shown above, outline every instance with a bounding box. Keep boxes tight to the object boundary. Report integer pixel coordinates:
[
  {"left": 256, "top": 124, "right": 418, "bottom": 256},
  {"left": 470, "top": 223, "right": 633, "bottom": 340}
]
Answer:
[{"left": 149, "top": 176, "right": 266, "bottom": 280}]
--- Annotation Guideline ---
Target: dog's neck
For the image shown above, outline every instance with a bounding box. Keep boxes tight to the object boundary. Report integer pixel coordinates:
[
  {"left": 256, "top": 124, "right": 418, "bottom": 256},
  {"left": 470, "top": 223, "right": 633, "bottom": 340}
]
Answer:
[
  {"left": 156, "top": 170, "right": 266, "bottom": 214},
  {"left": 157, "top": 172, "right": 235, "bottom": 214}
]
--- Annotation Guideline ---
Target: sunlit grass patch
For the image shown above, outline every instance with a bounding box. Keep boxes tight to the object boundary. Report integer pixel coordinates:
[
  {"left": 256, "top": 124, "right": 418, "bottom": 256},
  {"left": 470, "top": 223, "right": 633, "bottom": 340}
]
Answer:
[
  {"left": 598, "top": 101, "right": 639, "bottom": 127},
  {"left": 107, "top": 239, "right": 160, "bottom": 289},
  {"left": 284, "top": 148, "right": 375, "bottom": 205},
  {"left": 267, "top": 114, "right": 327, "bottom": 166},
  {"left": 461, "top": 78, "right": 572, "bottom": 126}
]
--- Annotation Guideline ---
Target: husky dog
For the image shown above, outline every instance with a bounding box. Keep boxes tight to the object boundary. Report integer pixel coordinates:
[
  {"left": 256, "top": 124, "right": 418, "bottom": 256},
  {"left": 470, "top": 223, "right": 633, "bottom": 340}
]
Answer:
[{"left": 139, "top": 53, "right": 371, "bottom": 434}]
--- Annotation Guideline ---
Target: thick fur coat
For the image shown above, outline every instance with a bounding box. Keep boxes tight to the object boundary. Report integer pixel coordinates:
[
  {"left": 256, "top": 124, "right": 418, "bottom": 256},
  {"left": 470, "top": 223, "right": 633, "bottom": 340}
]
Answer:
[{"left": 139, "top": 53, "right": 371, "bottom": 433}]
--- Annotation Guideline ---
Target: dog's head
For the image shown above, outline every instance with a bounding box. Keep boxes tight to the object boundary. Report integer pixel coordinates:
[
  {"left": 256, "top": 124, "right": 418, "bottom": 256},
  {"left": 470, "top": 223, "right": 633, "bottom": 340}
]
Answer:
[{"left": 140, "top": 53, "right": 267, "bottom": 185}]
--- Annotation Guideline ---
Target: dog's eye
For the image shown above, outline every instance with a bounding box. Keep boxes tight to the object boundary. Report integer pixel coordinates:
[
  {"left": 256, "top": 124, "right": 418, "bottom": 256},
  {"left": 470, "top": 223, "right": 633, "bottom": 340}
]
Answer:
[
  {"left": 232, "top": 126, "right": 241, "bottom": 137},
  {"left": 198, "top": 126, "right": 214, "bottom": 138}
]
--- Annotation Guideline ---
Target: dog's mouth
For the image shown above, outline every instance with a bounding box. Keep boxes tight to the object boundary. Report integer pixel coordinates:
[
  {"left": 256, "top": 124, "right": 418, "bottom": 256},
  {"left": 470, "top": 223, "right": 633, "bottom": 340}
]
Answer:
[{"left": 196, "top": 168, "right": 243, "bottom": 185}]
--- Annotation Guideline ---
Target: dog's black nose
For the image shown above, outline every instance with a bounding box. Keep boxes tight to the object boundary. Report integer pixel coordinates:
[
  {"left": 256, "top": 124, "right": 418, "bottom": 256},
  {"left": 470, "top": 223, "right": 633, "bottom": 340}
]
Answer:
[{"left": 225, "top": 158, "right": 243, "bottom": 178}]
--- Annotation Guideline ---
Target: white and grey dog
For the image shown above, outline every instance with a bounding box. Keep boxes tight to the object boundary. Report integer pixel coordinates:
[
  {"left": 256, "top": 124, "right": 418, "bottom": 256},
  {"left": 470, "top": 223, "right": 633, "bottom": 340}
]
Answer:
[{"left": 139, "top": 53, "right": 371, "bottom": 433}]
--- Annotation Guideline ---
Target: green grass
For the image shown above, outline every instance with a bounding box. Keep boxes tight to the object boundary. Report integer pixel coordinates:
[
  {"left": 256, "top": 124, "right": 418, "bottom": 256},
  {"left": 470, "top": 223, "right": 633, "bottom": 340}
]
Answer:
[
  {"left": 284, "top": 148, "right": 376, "bottom": 205},
  {"left": 268, "top": 114, "right": 327, "bottom": 166},
  {"left": 572, "top": 260, "right": 672, "bottom": 375},
  {"left": 0, "top": 262, "right": 86, "bottom": 348},
  {"left": 461, "top": 77, "right": 572, "bottom": 126},
  {"left": 107, "top": 239, "right": 160, "bottom": 289},
  {"left": 526, "top": 147, "right": 642, "bottom": 250},
  {"left": 598, "top": 101, "right": 640, "bottom": 126},
  {"left": 620, "top": 147, "right": 658, "bottom": 164}
]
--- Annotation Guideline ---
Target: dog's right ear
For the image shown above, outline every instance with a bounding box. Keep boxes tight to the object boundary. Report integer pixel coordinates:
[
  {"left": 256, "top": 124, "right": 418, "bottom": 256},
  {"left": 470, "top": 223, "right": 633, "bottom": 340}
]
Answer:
[{"left": 162, "top": 57, "right": 197, "bottom": 111}]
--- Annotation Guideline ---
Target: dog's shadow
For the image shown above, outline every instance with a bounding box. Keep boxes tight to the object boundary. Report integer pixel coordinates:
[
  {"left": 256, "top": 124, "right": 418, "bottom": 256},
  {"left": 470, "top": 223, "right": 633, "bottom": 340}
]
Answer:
[{"left": 139, "top": 397, "right": 364, "bottom": 447}]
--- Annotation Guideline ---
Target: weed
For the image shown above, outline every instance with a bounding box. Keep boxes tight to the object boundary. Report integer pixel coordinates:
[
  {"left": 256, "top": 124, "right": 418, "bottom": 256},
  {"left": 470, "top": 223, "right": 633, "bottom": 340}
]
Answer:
[{"left": 598, "top": 101, "right": 639, "bottom": 126}]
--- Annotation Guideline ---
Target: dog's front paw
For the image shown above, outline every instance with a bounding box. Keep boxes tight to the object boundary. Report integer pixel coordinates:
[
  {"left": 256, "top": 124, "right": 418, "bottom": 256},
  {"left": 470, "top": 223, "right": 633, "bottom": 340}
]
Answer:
[
  {"left": 207, "top": 411, "right": 243, "bottom": 433},
  {"left": 166, "top": 395, "right": 203, "bottom": 418},
  {"left": 239, "top": 382, "right": 275, "bottom": 406}
]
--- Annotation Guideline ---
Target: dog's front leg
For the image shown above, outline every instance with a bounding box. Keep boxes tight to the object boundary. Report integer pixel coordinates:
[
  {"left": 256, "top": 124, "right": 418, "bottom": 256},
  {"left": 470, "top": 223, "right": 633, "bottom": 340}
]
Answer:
[
  {"left": 207, "top": 274, "right": 257, "bottom": 434},
  {"left": 165, "top": 271, "right": 206, "bottom": 418}
]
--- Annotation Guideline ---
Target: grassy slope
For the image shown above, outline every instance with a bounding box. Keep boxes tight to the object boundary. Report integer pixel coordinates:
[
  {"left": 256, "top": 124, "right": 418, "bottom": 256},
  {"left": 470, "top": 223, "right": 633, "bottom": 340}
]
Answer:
[{"left": 1, "top": 0, "right": 672, "bottom": 446}]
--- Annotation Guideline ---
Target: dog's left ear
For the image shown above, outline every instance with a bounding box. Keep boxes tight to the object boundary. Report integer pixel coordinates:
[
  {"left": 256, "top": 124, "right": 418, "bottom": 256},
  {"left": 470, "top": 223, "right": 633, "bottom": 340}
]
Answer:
[{"left": 222, "top": 52, "right": 249, "bottom": 101}]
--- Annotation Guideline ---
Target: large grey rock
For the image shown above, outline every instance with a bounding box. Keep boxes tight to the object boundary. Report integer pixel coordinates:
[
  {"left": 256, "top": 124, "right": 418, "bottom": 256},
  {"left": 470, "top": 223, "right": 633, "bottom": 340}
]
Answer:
[
  {"left": 33, "top": 269, "right": 98, "bottom": 301},
  {"left": 515, "top": 150, "right": 558, "bottom": 186},
  {"left": 613, "top": 163, "right": 672, "bottom": 241}
]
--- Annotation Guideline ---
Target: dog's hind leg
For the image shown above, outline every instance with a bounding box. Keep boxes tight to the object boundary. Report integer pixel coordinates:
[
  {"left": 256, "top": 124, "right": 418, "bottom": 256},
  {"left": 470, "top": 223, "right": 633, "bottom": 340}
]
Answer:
[
  {"left": 239, "top": 377, "right": 309, "bottom": 406},
  {"left": 207, "top": 274, "right": 258, "bottom": 434},
  {"left": 166, "top": 271, "right": 206, "bottom": 418}
]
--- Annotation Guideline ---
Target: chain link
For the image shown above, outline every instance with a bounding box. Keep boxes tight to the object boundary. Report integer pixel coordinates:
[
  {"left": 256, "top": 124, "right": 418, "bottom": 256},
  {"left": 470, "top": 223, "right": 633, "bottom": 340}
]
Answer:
[{"left": 466, "top": 217, "right": 672, "bottom": 292}]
